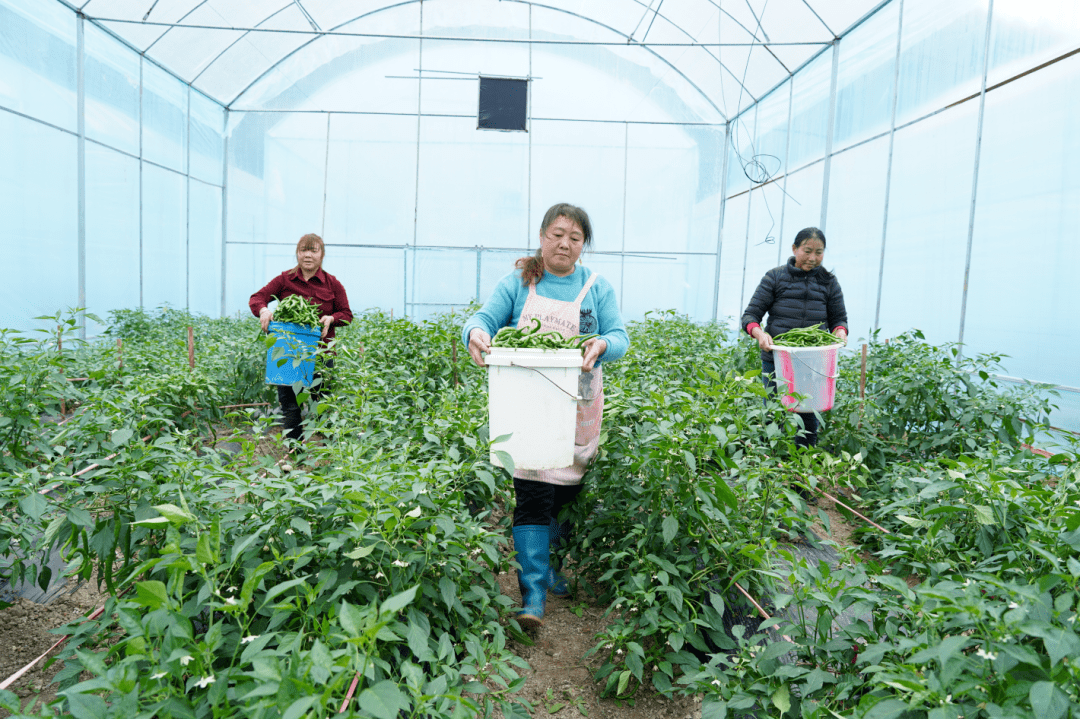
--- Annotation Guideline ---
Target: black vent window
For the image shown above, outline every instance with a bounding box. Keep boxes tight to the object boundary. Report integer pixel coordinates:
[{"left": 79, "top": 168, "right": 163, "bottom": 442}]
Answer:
[{"left": 478, "top": 76, "right": 528, "bottom": 131}]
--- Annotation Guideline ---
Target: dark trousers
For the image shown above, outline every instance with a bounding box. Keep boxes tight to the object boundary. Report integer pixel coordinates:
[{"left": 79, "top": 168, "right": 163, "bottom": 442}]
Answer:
[
  {"left": 761, "top": 355, "right": 818, "bottom": 448},
  {"left": 512, "top": 478, "right": 583, "bottom": 528},
  {"left": 277, "top": 359, "right": 333, "bottom": 441}
]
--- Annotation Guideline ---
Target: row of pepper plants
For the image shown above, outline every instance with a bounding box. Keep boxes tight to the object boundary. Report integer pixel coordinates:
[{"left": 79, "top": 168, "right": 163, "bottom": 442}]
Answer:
[{"left": 0, "top": 306, "right": 1077, "bottom": 718}]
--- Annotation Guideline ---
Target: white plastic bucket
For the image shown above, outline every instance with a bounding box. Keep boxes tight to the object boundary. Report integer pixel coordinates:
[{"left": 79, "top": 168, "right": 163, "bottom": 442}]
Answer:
[
  {"left": 485, "top": 347, "right": 582, "bottom": 470},
  {"left": 771, "top": 343, "right": 843, "bottom": 412}
]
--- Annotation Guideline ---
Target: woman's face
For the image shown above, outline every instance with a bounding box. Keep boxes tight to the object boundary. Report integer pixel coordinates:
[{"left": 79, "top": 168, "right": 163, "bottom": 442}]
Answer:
[
  {"left": 539, "top": 215, "right": 585, "bottom": 277},
  {"left": 792, "top": 238, "right": 825, "bottom": 272},
  {"left": 297, "top": 245, "right": 324, "bottom": 274}
]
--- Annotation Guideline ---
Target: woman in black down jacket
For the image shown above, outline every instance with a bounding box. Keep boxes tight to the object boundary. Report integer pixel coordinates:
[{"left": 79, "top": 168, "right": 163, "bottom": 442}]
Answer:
[{"left": 741, "top": 227, "right": 848, "bottom": 448}]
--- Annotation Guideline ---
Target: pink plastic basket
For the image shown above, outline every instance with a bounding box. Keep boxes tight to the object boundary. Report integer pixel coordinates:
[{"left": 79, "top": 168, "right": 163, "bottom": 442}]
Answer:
[{"left": 772, "top": 343, "right": 843, "bottom": 412}]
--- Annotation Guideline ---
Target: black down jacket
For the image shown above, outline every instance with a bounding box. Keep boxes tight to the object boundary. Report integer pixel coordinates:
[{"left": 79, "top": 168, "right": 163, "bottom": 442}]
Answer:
[{"left": 741, "top": 257, "right": 848, "bottom": 361}]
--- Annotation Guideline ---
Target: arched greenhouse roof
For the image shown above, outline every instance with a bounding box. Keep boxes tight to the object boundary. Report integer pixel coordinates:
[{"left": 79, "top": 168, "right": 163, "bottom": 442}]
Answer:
[{"left": 67, "top": 0, "right": 885, "bottom": 116}]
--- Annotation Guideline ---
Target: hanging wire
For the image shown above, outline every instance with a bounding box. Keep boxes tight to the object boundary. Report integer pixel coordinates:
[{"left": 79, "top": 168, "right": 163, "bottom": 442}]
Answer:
[{"left": 724, "top": 0, "right": 802, "bottom": 248}]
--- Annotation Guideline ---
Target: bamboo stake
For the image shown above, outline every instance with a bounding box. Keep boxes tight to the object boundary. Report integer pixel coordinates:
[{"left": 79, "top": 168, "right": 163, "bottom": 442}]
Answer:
[
  {"left": 117, "top": 338, "right": 123, "bottom": 371},
  {"left": 39, "top": 433, "right": 154, "bottom": 495},
  {"left": 733, "top": 582, "right": 794, "bottom": 643},
  {"left": 859, "top": 344, "right": 867, "bottom": 399},
  {"left": 187, "top": 326, "right": 195, "bottom": 370},
  {"left": 816, "top": 490, "right": 892, "bottom": 535},
  {"left": 58, "top": 325, "right": 67, "bottom": 416},
  {"left": 339, "top": 672, "right": 361, "bottom": 713},
  {"left": 0, "top": 603, "right": 109, "bottom": 690}
]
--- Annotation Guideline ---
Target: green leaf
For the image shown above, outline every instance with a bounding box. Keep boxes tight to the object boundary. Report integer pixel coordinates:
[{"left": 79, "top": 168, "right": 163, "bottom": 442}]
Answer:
[
  {"left": 874, "top": 574, "right": 914, "bottom": 597},
  {"left": 152, "top": 503, "right": 196, "bottom": 525},
  {"left": 380, "top": 585, "right": 419, "bottom": 616},
  {"left": 616, "top": 670, "right": 631, "bottom": 696},
  {"left": 357, "top": 680, "right": 407, "bottom": 719},
  {"left": 196, "top": 532, "right": 216, "bottom": 564},
  {"left": 439, "top": 576, "right": 456, "bottom": 610},
  {"left": 895, "top": 514, "right": 930, "bottom": 529},
  {"left": 132, "top": 517, "right": 169, "bottom": 527},
  {"left": 770, "top": 684, "right": 790, "bottom": 714},
  {"left": 476, "top": 469, "right": 496, "bottom": 494},
  {"left": 407, "top": 620, "right": 432, "bottom": 660},
  {"left": 258, "top": 575, "right": 310, "bottom": 611},
  {"left": 133, "top": 581, "right": 168, "bottom": 610},
  {"left": 493, "top": 450, "right": 516, "bottom": 476},
  {"left": 64, "top": 692, "right": 108, "bottom": 719},
  {"left": 682, "top": 450, "right": 697, "bottom": 472},
  {"left": 67, "top": 507, "right": 94, "bottom": 528},
  {"left": 860, "top": 698, "right": 909, "bottom": 719},
  {"left": 282, "top": 696, "right": 319, "bottom": 719},
  {"left": 758, "top": 641, "right": 795, "bottom": 664},
  {"left": 702, "top": 698, "right": 727, "bottom": 719},
  {"left": 1067, "top": 556, "right": 1080, "bottom": 579},
  {"left": 344, "top": 545, "right": 374, "bottom": 560},
  {"left": 1029, "top": 681, "right": 1068, "bottom": 719},
  {"left": 712, "top": 477, "right": 739, "bottom": 510},
  {"left": 19, "top": 493, "right": 48, "bottom": 522},
  {"left": 971, "top": 504, "right": 995, "bottom": 525},
  {"left": 661, "top": 516, "right": 678, "bottom": 545},
  {"left": 240, "top": 561, "right": 275, "bottom": 607},
  {"left": 110, "top": 428, "right": 133, "bottom": 446},
  {"left": 1024, "top": 624, "right": 1080, "bottom": 668},
  {"left": 339, "top": 601, "right": 365, "bottom": 636}
]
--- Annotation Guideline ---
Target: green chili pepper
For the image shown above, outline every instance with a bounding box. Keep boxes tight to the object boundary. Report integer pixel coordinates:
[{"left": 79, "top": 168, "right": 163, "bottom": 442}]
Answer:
[
  {"left": 489, "top": 324, "right": 596, "bottom": 351},
  {"left": 771, "top": 324, "right": 840, "bottom": 348}
]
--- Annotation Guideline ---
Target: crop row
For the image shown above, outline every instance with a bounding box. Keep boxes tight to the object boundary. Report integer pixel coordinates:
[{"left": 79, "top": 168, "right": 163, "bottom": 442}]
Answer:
[{"left": 0, "top": 307, "right": 1076, "bottom": 718}]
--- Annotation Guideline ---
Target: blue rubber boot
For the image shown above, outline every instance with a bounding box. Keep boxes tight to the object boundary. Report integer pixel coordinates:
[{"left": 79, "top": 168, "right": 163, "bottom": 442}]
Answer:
[
  {"left": 548, "top": 519, "right": 572, "bottom": 598},
  {"left": 512, "top": 525, "right": 550, "bottom": 628}
]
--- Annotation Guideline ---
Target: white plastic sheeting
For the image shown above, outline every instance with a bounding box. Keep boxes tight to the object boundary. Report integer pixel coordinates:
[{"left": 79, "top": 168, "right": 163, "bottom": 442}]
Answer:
[
  {"left": 67, "top": 0, "right": 883, "bottom": 118},
  {"left": 2, "top": 0, "right": 1080, "bottom": 432}
]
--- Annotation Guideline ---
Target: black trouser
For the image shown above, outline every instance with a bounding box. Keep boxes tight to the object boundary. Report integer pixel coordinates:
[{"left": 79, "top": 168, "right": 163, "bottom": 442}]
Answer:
[
  {"left": 512, "top": 478, "right": 583, "bottom": 527},
  {"left": 761, "top": 354, "right": 817, "bottom": 448},
  {"left": 277, "top": 358, "right": 333, "bottom": 441}
]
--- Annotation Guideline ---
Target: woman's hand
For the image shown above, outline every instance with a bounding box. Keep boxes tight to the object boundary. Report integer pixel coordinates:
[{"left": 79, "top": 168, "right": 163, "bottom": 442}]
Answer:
[
  {"left": 468, "top": 328, "right": 491, "bottom": 367},
  {"left": 320, "top": 315, "right": 334, "bottom": 338},
  {"left": 259, "top": 307, "right": 273, "bottom": 332},
  {"left": 751, "top": 326, "right": 774, "bottom": 351},
  {"left": 581, "top": 337, "right": 607, "bottom": 371},
  {"left": 833, "top": 327, "right": 848, "bottom": 345}
]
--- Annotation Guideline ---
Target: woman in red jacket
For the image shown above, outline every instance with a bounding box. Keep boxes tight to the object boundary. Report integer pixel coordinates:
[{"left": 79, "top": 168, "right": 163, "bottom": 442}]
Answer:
[{"left": 249, "top": 233, "right": 353, "bottom": 442}]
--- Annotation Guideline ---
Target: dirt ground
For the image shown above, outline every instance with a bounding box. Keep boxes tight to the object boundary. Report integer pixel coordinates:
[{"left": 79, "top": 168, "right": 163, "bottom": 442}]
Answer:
[
  {"left": 0, "top": 428, "right": 866, "bottom": 717},
  {"left": 0, "top": 579, "right": 107, "bottom": 715}
]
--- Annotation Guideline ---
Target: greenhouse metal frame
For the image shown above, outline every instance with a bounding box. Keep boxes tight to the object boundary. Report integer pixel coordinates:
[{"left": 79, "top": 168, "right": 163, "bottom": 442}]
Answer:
[{"left": 1, "top": 0, "right": 1077, "bottom": 432}]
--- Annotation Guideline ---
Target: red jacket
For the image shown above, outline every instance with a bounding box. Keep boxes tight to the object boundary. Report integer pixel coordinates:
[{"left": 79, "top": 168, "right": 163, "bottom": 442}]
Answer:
[{"left": 249, "top": 268, "right": 353, "bottom": 343}]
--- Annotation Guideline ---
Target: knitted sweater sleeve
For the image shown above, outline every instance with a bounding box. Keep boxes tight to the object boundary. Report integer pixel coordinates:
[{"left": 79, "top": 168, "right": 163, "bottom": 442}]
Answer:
[
  {"left": 461, "top": 272, "right": 519, "bottom": 346},
  {"left": 591, "top": 275, "right": 629, "bottom": 363}
]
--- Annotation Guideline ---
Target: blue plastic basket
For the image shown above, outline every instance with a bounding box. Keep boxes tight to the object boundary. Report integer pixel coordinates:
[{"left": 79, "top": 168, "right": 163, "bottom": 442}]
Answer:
[{"left": 265, "top": 321, "right": 321, "bottom": 386}]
